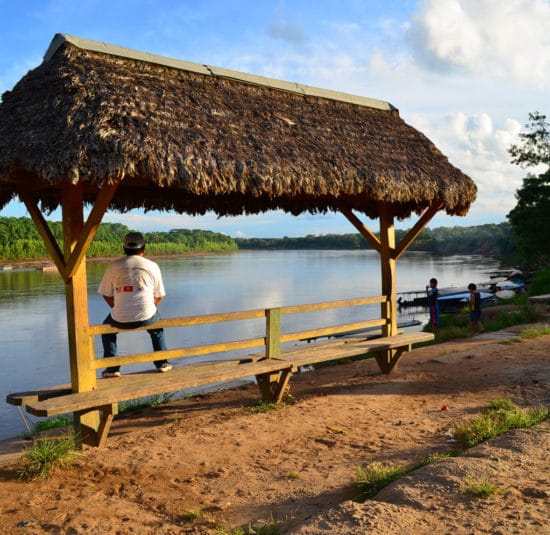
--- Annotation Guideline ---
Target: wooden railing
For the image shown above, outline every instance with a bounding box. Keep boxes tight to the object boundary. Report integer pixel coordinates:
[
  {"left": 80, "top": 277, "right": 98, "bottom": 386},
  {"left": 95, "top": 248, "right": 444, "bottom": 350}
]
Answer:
[{"left": 88, "top": 295, "right": 388, "bottom": 370}]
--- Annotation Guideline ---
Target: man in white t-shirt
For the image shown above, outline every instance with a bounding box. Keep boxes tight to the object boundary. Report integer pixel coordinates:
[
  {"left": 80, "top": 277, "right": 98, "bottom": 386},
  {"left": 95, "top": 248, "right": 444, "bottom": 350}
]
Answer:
[{"left": 98, "top": 232, "right": 172, "bottom": 378}]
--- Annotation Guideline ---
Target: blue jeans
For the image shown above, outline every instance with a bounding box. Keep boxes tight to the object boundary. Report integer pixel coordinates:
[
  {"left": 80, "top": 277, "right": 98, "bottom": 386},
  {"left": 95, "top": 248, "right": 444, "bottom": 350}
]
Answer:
[{"left": 102, "top": 311, "right": 168, "bottom": 371}]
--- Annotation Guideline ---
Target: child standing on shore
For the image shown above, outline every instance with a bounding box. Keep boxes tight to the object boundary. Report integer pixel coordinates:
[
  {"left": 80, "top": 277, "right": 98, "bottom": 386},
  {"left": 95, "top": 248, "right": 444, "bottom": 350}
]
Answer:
[
  {"left": 468, "top": 283, "right": 485, "bottom": 333},
  {"left": 426, "top": 277, "right": 440, "bottom": 331}
]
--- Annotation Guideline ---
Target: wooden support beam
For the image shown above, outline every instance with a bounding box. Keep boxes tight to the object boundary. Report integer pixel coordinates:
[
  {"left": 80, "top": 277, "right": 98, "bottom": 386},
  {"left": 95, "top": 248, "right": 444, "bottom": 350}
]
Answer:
[
  {"left": 394, "top": 202, "right": 443, "bottom": 260},
  {"left": 374, "top": 347, "right": 406, "bottom": 374},
  {"left": 65, "top": 180, "right": 120, "bottom": 279},
  {"left": 339, "top": 205, "right": 381, "bottom": 252},
  {"left": 19, "top": 191, "right": 66, "bottom": 276},
  {"left": 18, "top": 181, "right": 120, "bottom": 283}
]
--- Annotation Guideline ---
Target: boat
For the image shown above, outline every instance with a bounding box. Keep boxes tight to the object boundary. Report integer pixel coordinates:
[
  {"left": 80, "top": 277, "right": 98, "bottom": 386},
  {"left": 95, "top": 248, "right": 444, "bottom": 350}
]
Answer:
[{"left": 437, "top": 289, "right": 494, "bottom": 310}]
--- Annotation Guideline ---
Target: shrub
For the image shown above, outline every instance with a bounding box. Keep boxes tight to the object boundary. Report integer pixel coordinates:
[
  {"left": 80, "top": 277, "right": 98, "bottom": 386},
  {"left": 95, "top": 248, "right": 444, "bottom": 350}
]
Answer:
[
  {"left": 528, "top": 268, "right": 550, "bottom": 296},
  {"left": 17, "top": 434, "right": 81, "bottom": 480}
]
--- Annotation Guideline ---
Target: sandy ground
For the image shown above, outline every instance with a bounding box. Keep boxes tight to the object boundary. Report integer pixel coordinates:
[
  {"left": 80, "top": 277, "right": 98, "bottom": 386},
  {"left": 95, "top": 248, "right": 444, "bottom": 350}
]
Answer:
[{"left": 0, "top": 325, "right": 549, "bottom": 534}]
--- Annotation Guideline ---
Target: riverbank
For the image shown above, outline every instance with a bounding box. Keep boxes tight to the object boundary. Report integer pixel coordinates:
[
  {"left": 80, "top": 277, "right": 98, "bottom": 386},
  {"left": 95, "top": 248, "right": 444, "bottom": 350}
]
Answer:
[
  {"left": 0, "top": 324, "right": 548, "bottom": 534},
  {"left": 0, "top": 251, "right": 232, "bottom": 271}
]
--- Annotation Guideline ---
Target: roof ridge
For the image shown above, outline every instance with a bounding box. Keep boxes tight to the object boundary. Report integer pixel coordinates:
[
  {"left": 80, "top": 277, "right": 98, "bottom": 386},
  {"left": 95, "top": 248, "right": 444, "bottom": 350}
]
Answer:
[{"left": 44, "top": 33, "right": 396, "bottom": 112}]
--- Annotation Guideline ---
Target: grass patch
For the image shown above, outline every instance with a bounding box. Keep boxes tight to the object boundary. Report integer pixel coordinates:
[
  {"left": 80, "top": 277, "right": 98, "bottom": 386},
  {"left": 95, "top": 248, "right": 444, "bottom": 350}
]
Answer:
[
  {"left": 454, "top": 398, "right": 549, "bottom": 448},
  {"left": 248, "top": 400, "right": 283, "bottom": 414},
  {"left": 355, "top": 462, "right": 407, "bottom": 501},
  {"left": 424, "top": 304, "right": 543, "bottom": 343},
  {"left": 499, "top": 337, "right": 522, "bottom": 345},
  {"left": 484, "top": 306, "right": 541, "bottom": 331},
  {"left": 462, "top": 474, "right": 503, "bottom": 498},
  {"left": 309, "top": 352, "right": 372, "bottom": 369},
  {"left": 118, "top": 393, "right": 175, "bottom": 414},
  {"left": 32, "top": 416, "right": 73, "bottom": 433},
  {"left": 353, "top": 399, "right": 547, "bottom": 501},
  {"left": 17, "top": 434, "right": 81, "bottom": 480},
  {"left": 413, "top": 449, "right": 462, "bottom": 468},
  {"left": 217, "top": 512, "right": 282, "bottom": 535},
  {"left": 520, "top": 324, "right": 550, "bottom": 338},
  {"left": 178, "top": 508, "right": 206, "bottom": 523}
]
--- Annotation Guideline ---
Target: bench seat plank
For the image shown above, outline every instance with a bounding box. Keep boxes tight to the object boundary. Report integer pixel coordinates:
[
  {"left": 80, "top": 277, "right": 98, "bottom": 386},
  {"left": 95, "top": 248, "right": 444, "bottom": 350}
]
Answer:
[
  {"left": 6, "top": 385, "right": 72, "bottom": 406},
  {"left": 277, "top": 331, "right": 434, "bottom": 370},
  {"left": 23, "top": 358, "right": 292, "bottom": 417}
]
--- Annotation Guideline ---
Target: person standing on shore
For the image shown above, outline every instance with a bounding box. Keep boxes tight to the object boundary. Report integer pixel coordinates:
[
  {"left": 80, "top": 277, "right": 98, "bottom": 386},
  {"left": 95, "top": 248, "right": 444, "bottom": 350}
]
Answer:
[
  {"left": 468, "top": 283, "right": 485, "bottom": 333},
  {"left": 426, "top": 277, "right": 440, "bottom": 331},
  {"left": 98, "top": 232, "right": 172, "bottom": 378}
]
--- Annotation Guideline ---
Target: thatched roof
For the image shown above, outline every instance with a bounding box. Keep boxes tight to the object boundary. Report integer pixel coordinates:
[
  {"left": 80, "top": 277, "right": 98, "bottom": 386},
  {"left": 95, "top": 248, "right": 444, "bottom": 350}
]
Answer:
[{"left": 0, "top": 34, "right": 476, "bottom": 220}]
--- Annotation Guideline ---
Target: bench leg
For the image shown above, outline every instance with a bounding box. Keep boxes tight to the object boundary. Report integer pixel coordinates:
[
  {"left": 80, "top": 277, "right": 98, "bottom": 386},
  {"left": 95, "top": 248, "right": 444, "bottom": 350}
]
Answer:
[
  {"left": 256, "top": 368, "right": 292, "bottom": 403},
  {"left": 271, "top": 368, "right": 292, "bottom": 403},
  {"left": 374, "top": 347, "right": 407, "bottom": 374},
  {"left": 75, "top": 404, "right": 118, "bottom": 448}
]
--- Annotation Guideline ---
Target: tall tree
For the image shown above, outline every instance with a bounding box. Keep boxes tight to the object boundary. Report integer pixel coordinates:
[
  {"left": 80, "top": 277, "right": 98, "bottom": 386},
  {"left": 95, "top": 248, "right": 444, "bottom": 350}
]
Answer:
[{"left": 507, "top": 112, "right": 550, "bottom": 267}]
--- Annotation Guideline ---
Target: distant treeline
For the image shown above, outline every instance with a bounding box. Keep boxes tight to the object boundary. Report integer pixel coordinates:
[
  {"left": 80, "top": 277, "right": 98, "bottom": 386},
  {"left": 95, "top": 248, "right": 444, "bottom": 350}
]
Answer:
[
  {"left": 236, "top": 222, "right": 513, "bottom": 257},
  {"left": 0, "top": 217, "right": 237, "bottom": 261},
  {"left": 0, "top": 216, "right": 513, "bottom": 262}
]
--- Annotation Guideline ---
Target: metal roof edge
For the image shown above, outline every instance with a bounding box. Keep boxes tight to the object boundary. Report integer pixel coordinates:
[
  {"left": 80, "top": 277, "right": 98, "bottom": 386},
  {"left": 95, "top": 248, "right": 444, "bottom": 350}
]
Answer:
[{"left": 44, "top": 33, "right": 397, "bottom": 112}]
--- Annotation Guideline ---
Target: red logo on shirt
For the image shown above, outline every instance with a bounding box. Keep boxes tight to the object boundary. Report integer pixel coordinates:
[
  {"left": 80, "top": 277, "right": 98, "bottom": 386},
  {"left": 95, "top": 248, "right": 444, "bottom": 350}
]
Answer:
[{"left": 115, "top": 285, "right": 135, "bottom": 293}]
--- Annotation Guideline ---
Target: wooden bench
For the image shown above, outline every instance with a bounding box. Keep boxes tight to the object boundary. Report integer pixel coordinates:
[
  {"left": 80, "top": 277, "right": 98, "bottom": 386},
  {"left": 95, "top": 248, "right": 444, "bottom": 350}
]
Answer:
[
  {"left": 6, "top": 295, "right": 434, "bottom": 446},
  {"left": 274, "top": 331, "right": 435, "bottom": 373},
  {"left": 7, "top": 358, "right": 294, "bottom": 447}
]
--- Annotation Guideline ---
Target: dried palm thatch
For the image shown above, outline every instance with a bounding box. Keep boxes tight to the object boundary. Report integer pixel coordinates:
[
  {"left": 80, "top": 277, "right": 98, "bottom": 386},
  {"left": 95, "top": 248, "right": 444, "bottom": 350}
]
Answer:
[{"left": 0, "top": 34, "right": 476, "bottom": 220}]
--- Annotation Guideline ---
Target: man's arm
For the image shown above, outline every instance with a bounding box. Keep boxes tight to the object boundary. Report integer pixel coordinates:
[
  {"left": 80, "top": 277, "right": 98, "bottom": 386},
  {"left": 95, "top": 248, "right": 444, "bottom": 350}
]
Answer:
[
  {"left": 102, "top": 295, "right": 114, "bottom": 308},
  {"left": 154, "top": 296, "right": 164, "bottom": 307}
]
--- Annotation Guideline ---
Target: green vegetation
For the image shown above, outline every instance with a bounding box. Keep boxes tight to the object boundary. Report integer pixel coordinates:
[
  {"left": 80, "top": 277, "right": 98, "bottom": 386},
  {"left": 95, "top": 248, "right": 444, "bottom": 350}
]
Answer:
[
  {"left": 520, "top": 324, "right": 550, "bottom": 338},
  {"left": 507, "top": 111, "right": 550, "bottom": 268},
  {"left": 17, "top": 434, "right": 81, "bottom": 480},
  {"left": 353, "top": 399, "right": 547, "bottom": 501},
  {"left": 355, "top": 462, "right": 407, "bottom": 500},
  {"left": 118, "top": 393, "right": 175, "bottom": 414},
  {"left": 462, "top": 475, "right": 503, "bottom": 499},
  {"left": 237, "top": 222, "right": 513, "bottom": 258},
  {"left": 527, "top": 268, "right": 550, "bottom": 295},
  {"left": 454, "top": 398, "right": 548, "bottom": 449},
  {"left": 178, "top": 508, "right": 207, "bottom": 523},
  {"left": 216, "top": 513, "right": 282, "bottom": 535},
  {"left": 0, "top": 217, "right": 237, "bottom": 261},
  {"left": 31, "top": 416, "right": 73, "bottom": 433},
  {"left": 248, "top": 400, "right": 283, "bottom": 414},
  {"left": 20, "top": 396, "right": 179, "bottom": 439},
  {"left": 423, "top": 298, "right": 543, "bottom": 344}
]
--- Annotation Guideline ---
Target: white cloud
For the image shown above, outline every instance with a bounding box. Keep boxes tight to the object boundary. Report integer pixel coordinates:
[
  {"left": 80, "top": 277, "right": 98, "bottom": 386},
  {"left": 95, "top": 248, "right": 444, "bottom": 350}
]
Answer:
[
  {"left": 413, "top": 111, "right": 526, "bottom": 222},
  {"left": 408, "top": 0, "right": 550, "bottom": 87}
]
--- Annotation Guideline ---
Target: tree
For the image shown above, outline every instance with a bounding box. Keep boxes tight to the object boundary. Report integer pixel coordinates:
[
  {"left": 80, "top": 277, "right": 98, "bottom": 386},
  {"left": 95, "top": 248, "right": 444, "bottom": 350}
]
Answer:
[
  {"left": 507, "top": 112, "right": 550, "bottom": 267},
  {"left": 508, "top": 112, "right": 550, "bottom": 168}
]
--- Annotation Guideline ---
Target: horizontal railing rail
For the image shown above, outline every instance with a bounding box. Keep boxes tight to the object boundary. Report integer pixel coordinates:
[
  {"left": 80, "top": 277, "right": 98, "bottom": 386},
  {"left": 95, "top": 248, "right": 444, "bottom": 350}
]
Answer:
[{"left": 89, "top": 295, "right": 388, "bottom": 369}]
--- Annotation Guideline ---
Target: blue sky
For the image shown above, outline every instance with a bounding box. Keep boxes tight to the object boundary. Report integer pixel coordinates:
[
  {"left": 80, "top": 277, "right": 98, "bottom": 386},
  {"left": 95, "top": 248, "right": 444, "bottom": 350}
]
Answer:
[{"left": 1, "top": 0, "right": 549, "bottom": 237}]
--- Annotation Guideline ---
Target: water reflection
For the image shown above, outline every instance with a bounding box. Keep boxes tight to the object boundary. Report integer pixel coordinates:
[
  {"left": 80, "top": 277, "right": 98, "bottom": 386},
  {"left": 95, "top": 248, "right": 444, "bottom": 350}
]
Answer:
[{"left": 0, "top": 250, "right": 502, "bottom": 439}]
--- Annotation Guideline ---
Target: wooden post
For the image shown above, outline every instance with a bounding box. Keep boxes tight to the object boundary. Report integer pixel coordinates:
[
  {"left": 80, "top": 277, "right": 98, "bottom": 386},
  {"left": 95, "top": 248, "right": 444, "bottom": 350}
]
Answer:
[
  {"left": 377, "top": 204, "right": 399, "bottom": 373},
  {"left": 257, "top": 308, "right": 282, "bottom": 401},
  {"left": 266, "top": 308, "right": 281, "bottom": 358},
  {"left": 379, "top": 204, "right": 397, "bottom": 337},
  {"left": 62, "top": 184, "right": 99, "bottom": 446}
]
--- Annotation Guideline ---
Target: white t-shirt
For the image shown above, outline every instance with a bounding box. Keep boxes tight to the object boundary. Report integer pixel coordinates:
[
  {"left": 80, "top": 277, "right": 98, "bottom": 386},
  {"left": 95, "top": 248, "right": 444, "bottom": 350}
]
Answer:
[{"left": 98, "top": 255, "right": 166, "bottom": 323}]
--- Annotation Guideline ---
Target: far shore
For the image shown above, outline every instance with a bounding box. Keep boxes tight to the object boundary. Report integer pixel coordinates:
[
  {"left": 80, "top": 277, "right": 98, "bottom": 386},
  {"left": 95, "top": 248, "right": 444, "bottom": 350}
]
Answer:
[{"left": 0, "top": 250, "right": 243, "bottom": 271}]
